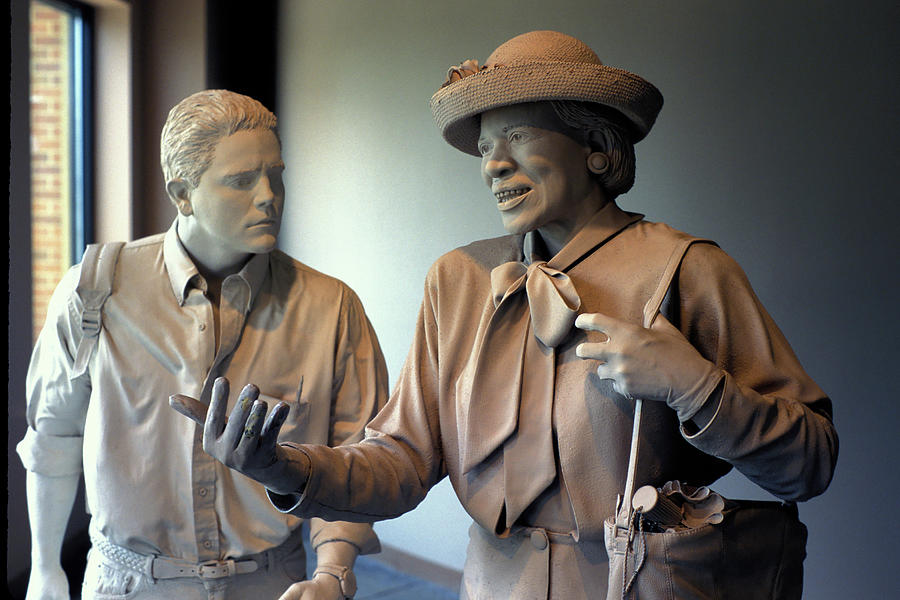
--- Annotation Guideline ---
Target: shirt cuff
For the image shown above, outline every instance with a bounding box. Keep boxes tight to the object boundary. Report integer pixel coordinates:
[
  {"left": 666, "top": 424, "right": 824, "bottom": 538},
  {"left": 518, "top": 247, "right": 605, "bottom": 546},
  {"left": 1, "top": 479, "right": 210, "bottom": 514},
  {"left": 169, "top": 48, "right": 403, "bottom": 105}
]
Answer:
[
  {"left": 310, "top": 518, "right": 381, "bottom": 556},
  {"left": 17, "top": 427, "right": 83, "bottom": 476},
  {"left": 680, "top": 373, "right": 739, "bottom": 445},
  {"left": 266, "top": 442, "right": 313, "bottom": 514},
  {"left": 267, "top": 488, "right": 304, "bottom": 512},
  {"left": 670, "top": 369, "right": 726, "bottom": 423}
]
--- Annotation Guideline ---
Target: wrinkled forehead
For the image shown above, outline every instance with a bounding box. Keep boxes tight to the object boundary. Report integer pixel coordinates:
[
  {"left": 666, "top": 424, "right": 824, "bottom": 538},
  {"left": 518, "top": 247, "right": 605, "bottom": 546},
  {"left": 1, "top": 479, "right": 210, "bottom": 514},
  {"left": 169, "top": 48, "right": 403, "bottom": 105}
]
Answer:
[{"left": 478, "top": 102, "right": 580, "bottom": 140}]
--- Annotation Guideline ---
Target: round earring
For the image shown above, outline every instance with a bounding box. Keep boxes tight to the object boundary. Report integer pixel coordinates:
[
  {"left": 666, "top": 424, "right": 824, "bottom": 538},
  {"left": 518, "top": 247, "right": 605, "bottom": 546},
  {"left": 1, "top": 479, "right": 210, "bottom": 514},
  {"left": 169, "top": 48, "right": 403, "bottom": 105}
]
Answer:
[
  {"left": 178, "top": 201, "right": 193, "bottom": 217},
  {"left": 588, "top": 152, "right": 610, "bottom": 175}
]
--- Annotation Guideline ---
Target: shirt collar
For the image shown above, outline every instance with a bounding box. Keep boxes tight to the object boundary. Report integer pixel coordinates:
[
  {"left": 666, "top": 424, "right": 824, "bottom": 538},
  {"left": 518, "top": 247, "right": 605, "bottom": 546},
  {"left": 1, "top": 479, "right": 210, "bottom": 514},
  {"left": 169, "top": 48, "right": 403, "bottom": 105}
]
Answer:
[
  {"left": 164, "top": 221, "right": 200, "bottom": 305},
  {"left": 163, "top": 220, "right": 270, "bottom": 312},
  {"left": 236, "top": 250, "right": 269, "bottom": 313}
]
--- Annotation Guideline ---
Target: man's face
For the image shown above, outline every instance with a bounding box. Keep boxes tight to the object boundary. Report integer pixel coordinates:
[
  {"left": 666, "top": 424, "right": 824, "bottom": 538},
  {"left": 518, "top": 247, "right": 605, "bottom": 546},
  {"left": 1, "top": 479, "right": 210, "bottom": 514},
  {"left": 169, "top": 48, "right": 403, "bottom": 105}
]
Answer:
[
  {"left": 479, "top": 102, "right": 600, "bottom": 241},
  {"left": 186, "top": 128, "right": 285, "bottom": 257}
]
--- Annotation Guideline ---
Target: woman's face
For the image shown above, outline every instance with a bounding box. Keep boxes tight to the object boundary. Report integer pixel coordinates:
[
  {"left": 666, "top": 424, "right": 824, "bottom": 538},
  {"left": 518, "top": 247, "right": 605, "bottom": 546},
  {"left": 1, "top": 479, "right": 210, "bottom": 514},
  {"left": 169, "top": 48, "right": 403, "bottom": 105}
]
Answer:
[{"left": 478, "top": 102, "right": 605, "bottom": 253}]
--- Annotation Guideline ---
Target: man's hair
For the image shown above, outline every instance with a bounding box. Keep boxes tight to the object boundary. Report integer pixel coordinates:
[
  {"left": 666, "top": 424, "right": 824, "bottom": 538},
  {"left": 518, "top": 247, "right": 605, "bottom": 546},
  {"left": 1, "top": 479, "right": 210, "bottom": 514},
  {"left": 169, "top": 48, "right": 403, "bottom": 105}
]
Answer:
[
  {"left": 160, "top": 90, "right": 279, "bottom": 192},
  {"left": 549, "top": 100, "right": 636, "bottom": 198}
]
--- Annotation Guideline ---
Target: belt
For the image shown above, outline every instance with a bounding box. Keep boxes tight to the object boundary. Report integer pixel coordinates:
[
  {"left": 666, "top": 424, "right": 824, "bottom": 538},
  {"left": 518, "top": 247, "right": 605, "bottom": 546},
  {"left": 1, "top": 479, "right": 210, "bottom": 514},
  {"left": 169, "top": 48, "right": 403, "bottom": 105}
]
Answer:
[
  {"left": 151, "top": 555, "right": 263, "bottom": 579},
  {"left": 91, "top": 533, "right": 267, "bottom": 581}
]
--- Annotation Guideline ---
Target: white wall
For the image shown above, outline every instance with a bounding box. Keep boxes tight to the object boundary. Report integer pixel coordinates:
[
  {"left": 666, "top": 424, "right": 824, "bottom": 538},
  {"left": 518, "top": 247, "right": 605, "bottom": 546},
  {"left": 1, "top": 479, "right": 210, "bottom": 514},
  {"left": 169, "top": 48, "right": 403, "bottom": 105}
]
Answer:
[{"left": 276, "top": 1, "right": 899, "bottom": 596}]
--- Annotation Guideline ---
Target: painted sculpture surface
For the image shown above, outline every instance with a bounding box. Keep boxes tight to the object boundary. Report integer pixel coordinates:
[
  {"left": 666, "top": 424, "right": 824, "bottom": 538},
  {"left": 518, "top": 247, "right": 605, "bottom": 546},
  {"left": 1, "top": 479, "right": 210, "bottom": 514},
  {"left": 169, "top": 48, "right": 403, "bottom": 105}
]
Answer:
[
  {"left": 174, "top": 32, "right": 839, "bottom": 599},
  {"left": 19, "top": 90, "right": 388, "bottom": 600}
]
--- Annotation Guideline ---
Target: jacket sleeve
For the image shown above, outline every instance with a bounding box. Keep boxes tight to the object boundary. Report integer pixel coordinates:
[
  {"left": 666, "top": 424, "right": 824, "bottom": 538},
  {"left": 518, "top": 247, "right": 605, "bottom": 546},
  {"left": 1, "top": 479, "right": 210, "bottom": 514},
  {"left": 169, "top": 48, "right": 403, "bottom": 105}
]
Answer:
[
  {"left": 17, "top": 265, "right": 91, "bottom": 476},
  {"left": 270, "top": 269, "right": 447, "bottom": 522},
  {"left": 672, "top": 243, "right": 838, "bottom": 501},
  {"left": 306, "top": 285, "right": 391, "bottom": 551}
]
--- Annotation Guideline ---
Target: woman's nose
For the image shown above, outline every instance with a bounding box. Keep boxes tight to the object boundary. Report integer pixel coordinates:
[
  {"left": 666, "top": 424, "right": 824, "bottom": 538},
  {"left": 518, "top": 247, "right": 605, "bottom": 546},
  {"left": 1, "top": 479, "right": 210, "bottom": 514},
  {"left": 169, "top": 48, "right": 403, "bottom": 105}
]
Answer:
[{"left": 482, "top": 146, "right": 515, "bottom": 180}]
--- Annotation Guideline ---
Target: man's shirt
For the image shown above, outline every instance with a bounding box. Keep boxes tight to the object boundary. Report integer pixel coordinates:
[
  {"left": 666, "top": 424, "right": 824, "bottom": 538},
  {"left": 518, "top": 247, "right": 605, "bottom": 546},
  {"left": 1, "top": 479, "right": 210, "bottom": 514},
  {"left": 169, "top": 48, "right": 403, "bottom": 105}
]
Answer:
[{"left": 19, "top": 222, "right": 387, "bottom": 561}]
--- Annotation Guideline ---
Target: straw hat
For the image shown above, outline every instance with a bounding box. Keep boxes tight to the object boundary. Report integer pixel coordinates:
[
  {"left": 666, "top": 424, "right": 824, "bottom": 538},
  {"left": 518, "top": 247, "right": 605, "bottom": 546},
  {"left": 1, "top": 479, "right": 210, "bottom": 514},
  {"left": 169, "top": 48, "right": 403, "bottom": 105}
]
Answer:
[{"left": 430, "top": 30, "right": 663, "bottom": 156}]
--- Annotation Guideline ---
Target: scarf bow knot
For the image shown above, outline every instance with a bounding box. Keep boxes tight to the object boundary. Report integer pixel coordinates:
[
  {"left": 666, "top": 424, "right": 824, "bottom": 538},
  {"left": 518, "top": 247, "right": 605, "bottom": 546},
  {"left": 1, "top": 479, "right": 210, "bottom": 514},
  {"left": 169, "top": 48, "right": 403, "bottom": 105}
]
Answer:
[
  {"left": 491, "top": 260, "right": 581, "bottom": 348},
  {"left": 462, "top": 259, "right": 582, "bottom": 531},
  {"left": 459, "top": 205, "right": 642, "bottom": 533}
]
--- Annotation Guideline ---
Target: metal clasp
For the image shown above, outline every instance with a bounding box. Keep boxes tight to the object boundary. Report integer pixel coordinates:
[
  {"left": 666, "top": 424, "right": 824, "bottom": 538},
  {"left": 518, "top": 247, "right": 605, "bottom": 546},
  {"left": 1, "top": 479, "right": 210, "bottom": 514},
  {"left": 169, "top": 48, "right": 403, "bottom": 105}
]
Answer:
[
  {"left": 81, "top": 307, "right": 102, "bottom": 337},
  {"left": 197, "top": 559, "right": 236, "bottom": 579}
]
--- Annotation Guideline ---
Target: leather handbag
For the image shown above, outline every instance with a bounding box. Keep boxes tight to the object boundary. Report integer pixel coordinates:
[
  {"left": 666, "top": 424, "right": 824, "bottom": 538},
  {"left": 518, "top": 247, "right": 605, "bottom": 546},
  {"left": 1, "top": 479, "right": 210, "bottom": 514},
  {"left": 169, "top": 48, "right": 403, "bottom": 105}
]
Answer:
[{"left": 604, "top": 238, "right": 808, "bottom": 600}]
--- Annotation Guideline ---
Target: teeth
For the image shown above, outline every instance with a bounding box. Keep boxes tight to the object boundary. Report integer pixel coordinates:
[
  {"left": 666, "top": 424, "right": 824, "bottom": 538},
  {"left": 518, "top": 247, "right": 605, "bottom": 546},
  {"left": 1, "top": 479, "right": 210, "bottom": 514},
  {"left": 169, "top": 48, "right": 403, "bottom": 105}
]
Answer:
[{"left": 495, "top": 188, "right": 529, "bottom": 201}]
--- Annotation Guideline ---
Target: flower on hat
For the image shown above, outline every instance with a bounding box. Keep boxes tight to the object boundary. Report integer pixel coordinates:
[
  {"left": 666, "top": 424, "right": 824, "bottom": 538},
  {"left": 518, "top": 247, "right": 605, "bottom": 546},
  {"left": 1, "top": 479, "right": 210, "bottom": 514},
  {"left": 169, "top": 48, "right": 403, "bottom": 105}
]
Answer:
[{"left": 442, "top": 59, "right": 490, "bottom": 88}]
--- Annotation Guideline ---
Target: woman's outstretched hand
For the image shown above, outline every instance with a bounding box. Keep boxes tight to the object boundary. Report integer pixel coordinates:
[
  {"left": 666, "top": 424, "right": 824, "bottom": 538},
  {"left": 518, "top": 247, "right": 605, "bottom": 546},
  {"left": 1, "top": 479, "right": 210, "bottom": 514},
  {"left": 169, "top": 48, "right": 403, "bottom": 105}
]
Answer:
[{"left": 170, "top": 377, "right": 310, "bottom": 494}]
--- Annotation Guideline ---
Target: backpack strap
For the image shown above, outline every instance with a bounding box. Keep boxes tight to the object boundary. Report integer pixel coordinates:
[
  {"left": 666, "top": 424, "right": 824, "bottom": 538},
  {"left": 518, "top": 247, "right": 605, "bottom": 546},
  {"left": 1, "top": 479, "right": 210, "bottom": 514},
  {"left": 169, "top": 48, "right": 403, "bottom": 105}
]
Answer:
[
  {"left": 617, "top": 237, "right": 714, "bottom": 529},
  {"left": 70, "top": 241, "right": 125, "bottom": 379}
]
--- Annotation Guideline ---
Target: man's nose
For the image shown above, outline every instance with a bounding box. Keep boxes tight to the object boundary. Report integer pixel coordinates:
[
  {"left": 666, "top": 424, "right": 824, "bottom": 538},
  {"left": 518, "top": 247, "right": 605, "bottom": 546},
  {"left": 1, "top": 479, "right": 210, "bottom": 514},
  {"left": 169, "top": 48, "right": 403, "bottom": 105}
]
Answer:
[{"left": 254, "top": 175, "right": 277, "bottom": 206}]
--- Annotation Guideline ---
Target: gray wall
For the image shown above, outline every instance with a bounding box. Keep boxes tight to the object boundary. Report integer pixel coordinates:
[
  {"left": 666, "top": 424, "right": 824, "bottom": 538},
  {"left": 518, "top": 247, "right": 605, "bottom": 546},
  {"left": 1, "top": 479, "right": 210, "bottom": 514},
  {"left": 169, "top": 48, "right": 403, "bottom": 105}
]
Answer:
[{"left": 275, "top": 1, "right": 899, "bottom": 597}]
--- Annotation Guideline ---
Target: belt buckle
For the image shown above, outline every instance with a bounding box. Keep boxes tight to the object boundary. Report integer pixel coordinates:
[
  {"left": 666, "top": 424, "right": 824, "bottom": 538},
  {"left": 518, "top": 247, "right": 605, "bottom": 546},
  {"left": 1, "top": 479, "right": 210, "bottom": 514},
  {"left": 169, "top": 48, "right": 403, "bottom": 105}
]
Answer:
[{"left": 197, "top": 559, "right": 235, "bottom": 579}]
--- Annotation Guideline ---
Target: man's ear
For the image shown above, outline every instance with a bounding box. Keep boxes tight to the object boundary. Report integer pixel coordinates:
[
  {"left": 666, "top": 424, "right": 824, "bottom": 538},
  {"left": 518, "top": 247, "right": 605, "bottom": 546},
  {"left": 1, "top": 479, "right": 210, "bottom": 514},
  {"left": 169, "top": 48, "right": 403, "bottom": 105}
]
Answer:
[{"left": 166, "top": 179, "right": 193, "bottom": 216}]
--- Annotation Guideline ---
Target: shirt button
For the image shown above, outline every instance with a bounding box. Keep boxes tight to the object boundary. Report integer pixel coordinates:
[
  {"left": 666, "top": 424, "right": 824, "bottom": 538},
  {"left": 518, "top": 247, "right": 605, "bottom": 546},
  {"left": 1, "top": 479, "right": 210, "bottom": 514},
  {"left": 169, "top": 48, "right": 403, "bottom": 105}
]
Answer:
[
  {"left": 198, "top": 322, "right": 207, "bottom": 331},
  {"left": 203, "top": 540, "right": 212, "bottom": 549},
  {"left": 530, "top": 530, "right": 548, "bottom": 551},
  {"left": 198, "top": 487, "right": 207, "bottom": 497}
]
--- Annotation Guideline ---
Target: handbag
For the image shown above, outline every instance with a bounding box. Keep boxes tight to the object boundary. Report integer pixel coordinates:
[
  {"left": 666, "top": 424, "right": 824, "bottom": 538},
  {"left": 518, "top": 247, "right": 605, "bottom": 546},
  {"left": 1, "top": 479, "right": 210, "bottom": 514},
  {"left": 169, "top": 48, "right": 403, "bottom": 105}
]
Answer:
[{"left": 604, "top": 238, "right": 808, "bottom": 600}]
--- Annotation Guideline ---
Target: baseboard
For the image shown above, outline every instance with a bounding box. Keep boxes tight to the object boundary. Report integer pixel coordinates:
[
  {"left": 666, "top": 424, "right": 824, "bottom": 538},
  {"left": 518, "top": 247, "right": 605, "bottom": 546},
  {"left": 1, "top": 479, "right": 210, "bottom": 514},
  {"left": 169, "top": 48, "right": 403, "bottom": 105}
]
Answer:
[{"left": 364, "top": 543, "right": 462, "bottom": 591}]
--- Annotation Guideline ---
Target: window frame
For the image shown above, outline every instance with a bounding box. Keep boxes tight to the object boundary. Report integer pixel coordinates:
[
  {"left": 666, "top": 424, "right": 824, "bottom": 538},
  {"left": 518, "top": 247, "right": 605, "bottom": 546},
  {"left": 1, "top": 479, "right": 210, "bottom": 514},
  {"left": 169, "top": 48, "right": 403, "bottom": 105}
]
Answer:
[{"left": 37, "top": 0, "right": 95, "bottom": 263}]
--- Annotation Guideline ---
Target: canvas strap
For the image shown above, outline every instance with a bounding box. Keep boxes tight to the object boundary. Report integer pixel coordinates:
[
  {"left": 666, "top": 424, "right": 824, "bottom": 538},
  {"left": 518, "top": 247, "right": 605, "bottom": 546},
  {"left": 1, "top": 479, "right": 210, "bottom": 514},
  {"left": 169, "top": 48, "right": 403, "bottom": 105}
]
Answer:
[{"left": 71, "top": 241, "right": 125, "bottom": 379}]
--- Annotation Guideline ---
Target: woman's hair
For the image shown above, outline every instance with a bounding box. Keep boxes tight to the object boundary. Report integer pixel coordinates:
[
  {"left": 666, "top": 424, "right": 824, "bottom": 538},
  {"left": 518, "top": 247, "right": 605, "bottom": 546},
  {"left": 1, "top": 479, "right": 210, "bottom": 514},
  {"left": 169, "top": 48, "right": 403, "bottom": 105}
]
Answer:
[
  {"left": 549, "top": 100, "right": 636, "bottom": 197},
  {"left": 160, "top": 90, "right": 279, "bottom": 193}
]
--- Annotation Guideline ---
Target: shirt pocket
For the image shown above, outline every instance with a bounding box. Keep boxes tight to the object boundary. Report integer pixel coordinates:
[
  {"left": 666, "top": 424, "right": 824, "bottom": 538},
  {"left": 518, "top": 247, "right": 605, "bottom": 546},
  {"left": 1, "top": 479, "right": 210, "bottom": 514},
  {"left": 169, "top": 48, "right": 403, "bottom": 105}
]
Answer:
[{"left": 258, "top": 388, "right": 310, "bottom": 441}]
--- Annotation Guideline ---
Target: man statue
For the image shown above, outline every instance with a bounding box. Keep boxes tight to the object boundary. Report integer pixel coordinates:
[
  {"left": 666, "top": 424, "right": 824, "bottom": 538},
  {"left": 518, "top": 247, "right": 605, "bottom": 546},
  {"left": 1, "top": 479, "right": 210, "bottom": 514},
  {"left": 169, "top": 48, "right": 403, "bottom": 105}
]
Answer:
[
  {"left": 19, "top": 89, "right": 387, "bottom": 600},
  {"left": 176, "top": 33, "right": 838, "bottom": 599}
]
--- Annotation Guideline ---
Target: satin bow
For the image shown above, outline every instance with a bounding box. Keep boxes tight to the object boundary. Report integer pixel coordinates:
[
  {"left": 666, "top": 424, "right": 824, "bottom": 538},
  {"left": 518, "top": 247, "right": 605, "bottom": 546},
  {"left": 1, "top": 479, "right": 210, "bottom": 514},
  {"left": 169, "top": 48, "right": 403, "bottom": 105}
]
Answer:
[
  {"left": 490, "top": 260, "right": 581, "bottom": 347},
  {"left": 460, "top": 205, "right": 643, "bottom": 532},
  {"left": 462, "top": 258, "right": 582, "bottom": 531}
]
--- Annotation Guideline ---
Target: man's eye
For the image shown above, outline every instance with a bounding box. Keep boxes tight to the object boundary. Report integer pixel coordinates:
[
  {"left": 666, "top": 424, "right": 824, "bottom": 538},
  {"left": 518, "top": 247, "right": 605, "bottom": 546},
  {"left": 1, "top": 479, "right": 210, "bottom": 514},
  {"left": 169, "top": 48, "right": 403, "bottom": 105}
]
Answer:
[
  {"left": 478, "top": 142, "right": 492, "bottom": 156},
  {"left": 509, "top": 131, "right": 528, "bottom": 143}
]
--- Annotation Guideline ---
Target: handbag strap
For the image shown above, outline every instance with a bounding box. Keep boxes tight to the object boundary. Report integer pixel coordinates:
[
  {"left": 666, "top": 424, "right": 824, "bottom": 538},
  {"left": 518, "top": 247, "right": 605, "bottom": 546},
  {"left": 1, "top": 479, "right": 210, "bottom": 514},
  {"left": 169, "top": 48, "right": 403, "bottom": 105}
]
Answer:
[{"left": 617, "top": 236, "right": 710, "bottom": 529}]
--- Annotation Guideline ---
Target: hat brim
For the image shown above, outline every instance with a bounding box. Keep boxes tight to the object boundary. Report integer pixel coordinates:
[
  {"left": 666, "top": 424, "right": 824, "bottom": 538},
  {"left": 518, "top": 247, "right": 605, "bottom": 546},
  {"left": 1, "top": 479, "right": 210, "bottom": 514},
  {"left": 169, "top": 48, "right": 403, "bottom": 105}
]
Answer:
[{"left": 430, "top": 61, "right": 663, "bottom": 156}]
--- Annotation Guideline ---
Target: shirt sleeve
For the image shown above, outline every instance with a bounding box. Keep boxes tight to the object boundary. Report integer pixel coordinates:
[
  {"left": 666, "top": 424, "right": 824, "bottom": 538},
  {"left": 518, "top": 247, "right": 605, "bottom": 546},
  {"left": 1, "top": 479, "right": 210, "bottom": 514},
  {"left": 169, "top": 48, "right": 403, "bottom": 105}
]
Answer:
[
  {"left": 269, "top": 269, "right": 447, "bottom": 523},
  {"left": 306, "top": 285, "right": 390, "bottom": 551},
  {"left": 17, "top": 265, "right": 91, "bottom": 476},
  {"left": 328, "top": 287, "right": 389, "bottom": 447},
  {"left": 671, "top": 243, "right": 838, "bottom": 501}
]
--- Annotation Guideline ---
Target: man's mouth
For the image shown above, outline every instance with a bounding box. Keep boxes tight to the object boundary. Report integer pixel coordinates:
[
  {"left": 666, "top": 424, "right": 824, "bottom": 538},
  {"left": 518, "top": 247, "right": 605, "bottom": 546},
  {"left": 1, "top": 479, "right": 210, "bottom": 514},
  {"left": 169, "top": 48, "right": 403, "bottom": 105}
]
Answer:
[
  {"left": 249, "top": 218, "right": 277, "bottom": 229},
  {"left": 495, "top": 187, "right": 532, "bottom": 211}
]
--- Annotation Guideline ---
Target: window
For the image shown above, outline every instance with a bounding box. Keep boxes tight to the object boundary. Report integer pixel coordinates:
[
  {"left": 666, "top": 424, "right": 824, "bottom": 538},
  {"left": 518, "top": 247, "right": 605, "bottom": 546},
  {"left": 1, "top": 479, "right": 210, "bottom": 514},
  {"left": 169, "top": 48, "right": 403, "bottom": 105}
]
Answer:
[{"left": 30, "top": 0, "right": 93, "bottom": 341}]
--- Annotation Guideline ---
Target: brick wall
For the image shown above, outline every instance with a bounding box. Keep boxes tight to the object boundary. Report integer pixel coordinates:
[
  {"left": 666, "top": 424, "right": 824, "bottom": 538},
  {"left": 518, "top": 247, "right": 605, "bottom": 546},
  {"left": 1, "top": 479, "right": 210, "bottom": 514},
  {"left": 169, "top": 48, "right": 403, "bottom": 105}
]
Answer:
[{"left": 30, "top": 1, "right": 73, "bottom": 342}]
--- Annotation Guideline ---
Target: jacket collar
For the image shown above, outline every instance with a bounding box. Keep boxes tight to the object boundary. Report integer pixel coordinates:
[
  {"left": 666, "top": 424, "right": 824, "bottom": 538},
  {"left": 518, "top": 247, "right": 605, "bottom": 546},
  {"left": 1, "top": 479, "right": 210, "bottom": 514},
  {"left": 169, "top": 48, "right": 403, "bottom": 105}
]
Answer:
[{"left": 523, "top": 201, "right": 644, "bottom": 270}]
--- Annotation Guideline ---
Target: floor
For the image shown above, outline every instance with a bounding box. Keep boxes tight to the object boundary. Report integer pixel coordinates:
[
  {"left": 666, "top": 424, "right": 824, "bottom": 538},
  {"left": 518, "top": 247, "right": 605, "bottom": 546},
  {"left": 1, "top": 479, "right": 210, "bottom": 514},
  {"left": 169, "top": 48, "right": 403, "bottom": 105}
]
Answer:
[
  {"left": 351, "top": 554, "right": 459, "bottom": 600},
  {"left": 300, "top": 522, "right": 459, "bottom": 599}
]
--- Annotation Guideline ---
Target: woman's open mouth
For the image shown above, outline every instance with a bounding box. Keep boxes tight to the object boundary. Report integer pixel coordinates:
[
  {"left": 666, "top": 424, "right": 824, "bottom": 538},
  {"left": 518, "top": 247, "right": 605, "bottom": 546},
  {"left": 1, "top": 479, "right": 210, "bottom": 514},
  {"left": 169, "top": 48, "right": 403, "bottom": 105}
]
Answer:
[{"left": 495, "top": 187, "right": 532, "bottom": 211}]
